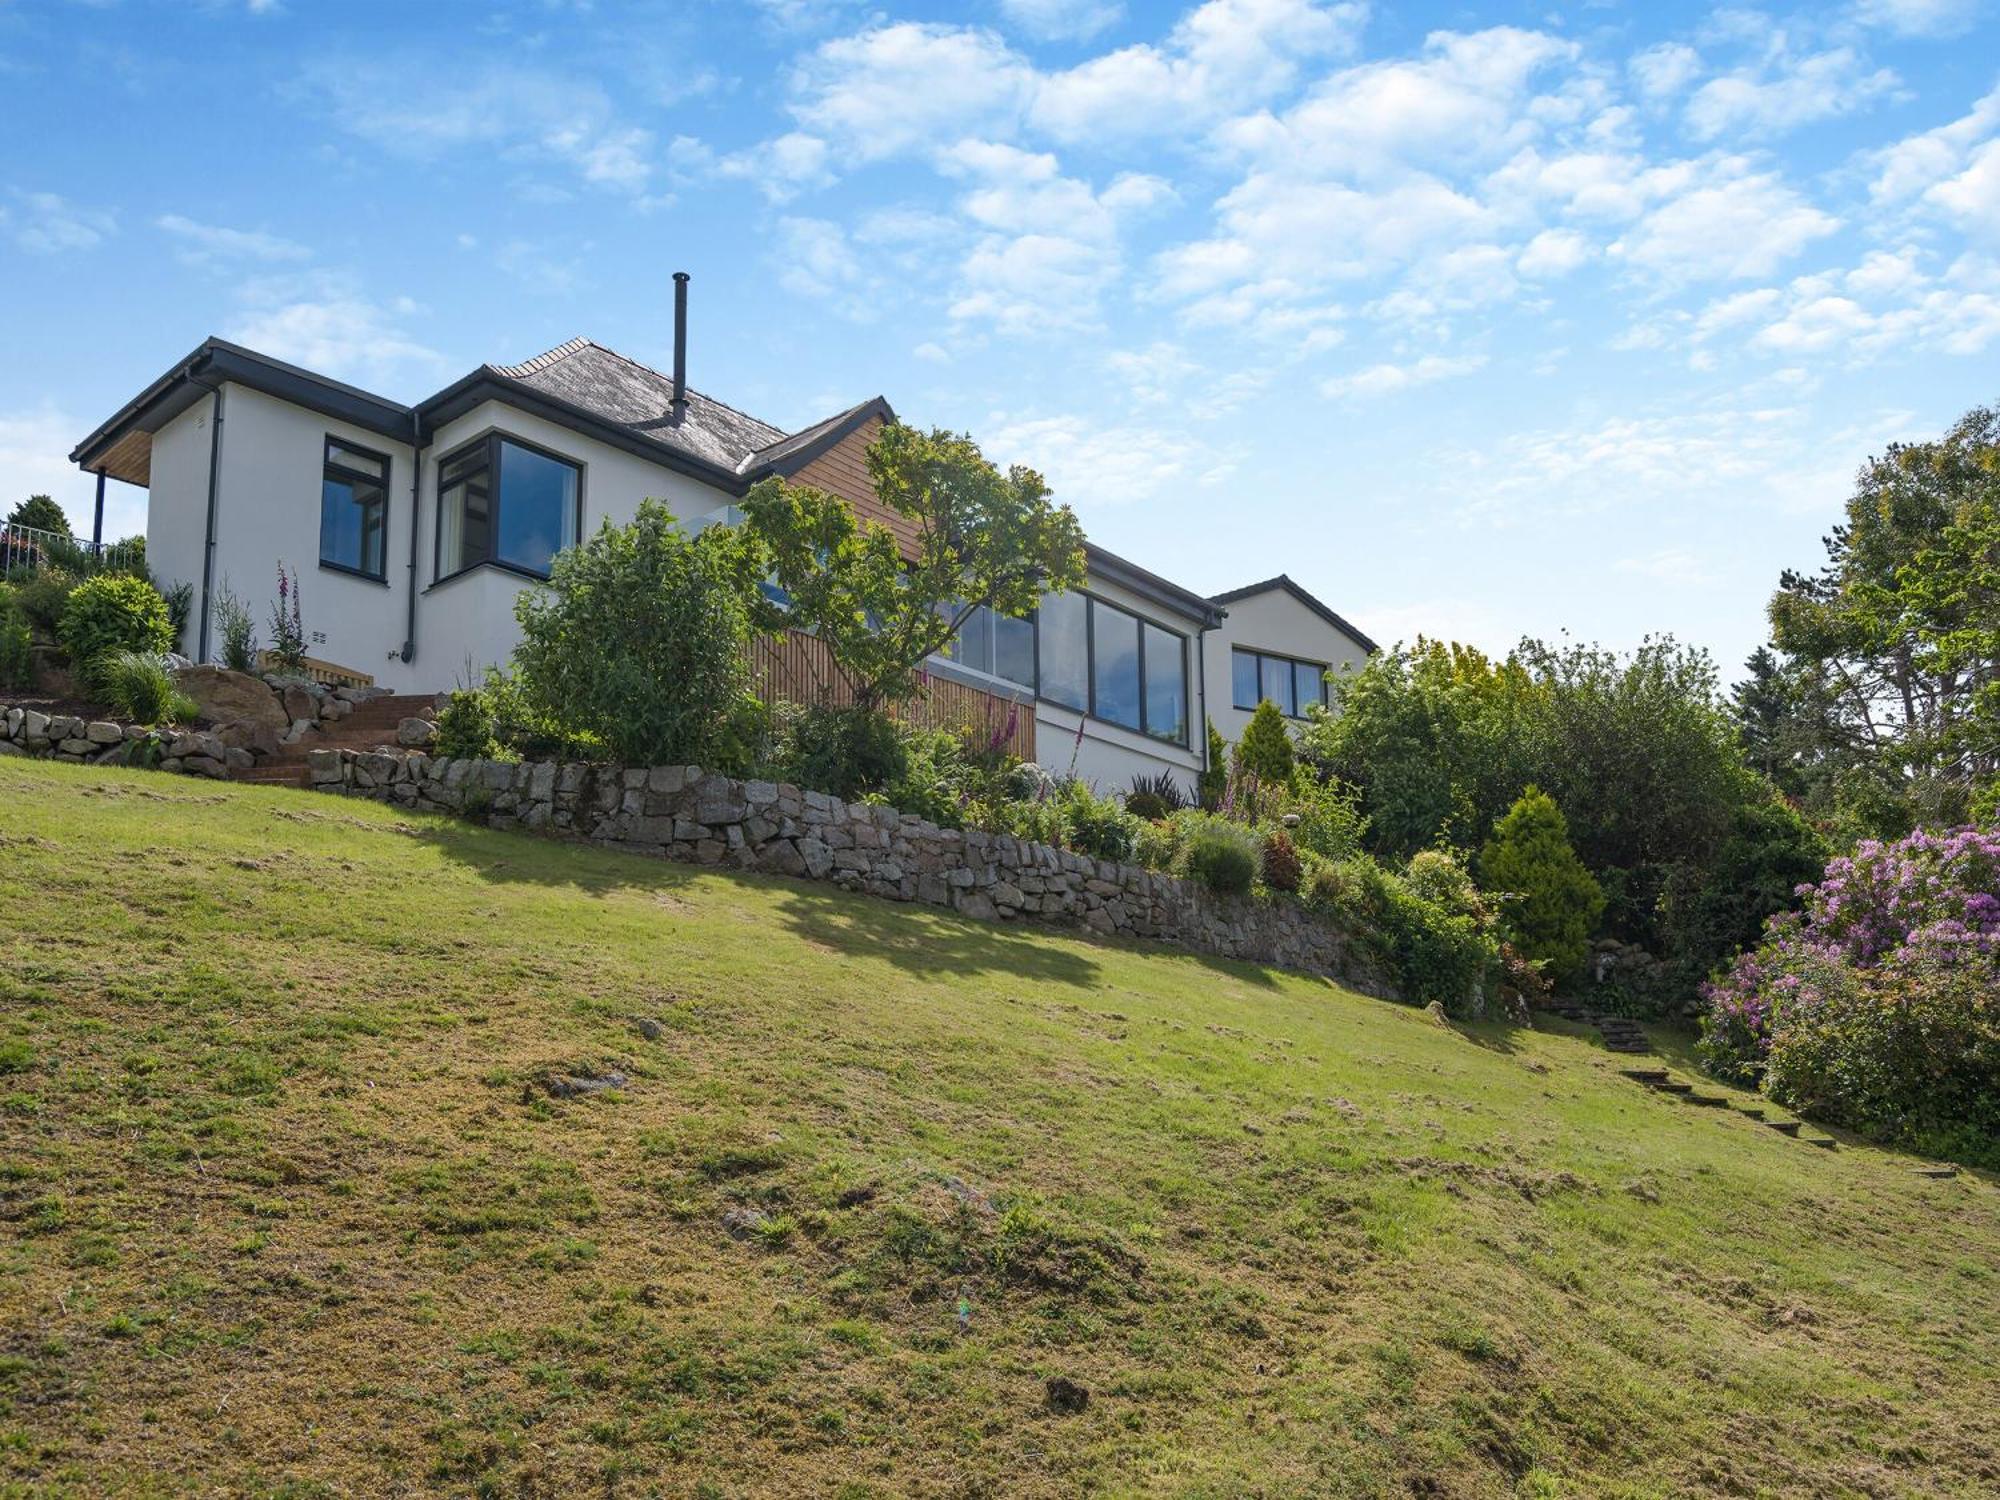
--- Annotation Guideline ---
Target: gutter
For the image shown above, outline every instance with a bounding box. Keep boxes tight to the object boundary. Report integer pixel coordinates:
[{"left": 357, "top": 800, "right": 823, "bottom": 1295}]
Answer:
[
  {"left": 401, "top": 409, "right": 426, "bottom": 664},
  {"left": 188, "top": 356, "right": 225, "bottom": 663}
]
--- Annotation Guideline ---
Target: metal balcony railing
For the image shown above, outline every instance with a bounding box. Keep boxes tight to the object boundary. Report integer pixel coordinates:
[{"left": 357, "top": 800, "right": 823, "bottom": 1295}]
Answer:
[{"left": 0, "top": 523, "right": 145, "bottom": 579}]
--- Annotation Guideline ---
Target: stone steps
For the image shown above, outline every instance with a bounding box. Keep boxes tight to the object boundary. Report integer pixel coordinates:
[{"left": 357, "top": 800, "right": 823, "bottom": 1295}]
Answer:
[{"left": 233, "top": 694, "right": 437, "bottom": 787}]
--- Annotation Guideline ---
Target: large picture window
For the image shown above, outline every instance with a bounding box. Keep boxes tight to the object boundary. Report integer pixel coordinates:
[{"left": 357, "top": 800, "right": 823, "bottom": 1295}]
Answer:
[
  {"left": 435, "top": 433, "right": 580, "bottom": 581},
  {"left": 319, "top": 437, "right": 389, "bottom": 581},
  {"left": 938, "top": 601, "right": 1036, "bottom": 691},
  {"left": 1037, "top": 590, "right": 1189, "bottom": 745},
  {"left": 1232, "top": 647, "right": 1327, "bottom": 719}
]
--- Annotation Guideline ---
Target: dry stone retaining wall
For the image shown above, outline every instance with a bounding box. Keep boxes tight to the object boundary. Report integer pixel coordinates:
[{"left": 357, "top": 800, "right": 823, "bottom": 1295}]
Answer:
[
  {"left": 0, "top": 707, "right": 246, "bottom": 777},
  {"left": 307, "top": 746, "right": 1391, "bottom": 990}
]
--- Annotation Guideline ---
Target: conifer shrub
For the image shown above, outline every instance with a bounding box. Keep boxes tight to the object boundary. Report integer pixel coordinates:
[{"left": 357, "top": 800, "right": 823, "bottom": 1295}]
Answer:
[
  {"left": 1232, "top": 699, "right": 1295, "bottom": 788},
  {"left": 1477, "top": 786, "right": 1605, "bottom": 986}
]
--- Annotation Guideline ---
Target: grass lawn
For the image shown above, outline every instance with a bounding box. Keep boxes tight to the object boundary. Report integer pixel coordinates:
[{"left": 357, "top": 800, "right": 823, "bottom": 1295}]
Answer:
[{"left": 1, "top": 756, "right": 1996, "bottom": 1498}]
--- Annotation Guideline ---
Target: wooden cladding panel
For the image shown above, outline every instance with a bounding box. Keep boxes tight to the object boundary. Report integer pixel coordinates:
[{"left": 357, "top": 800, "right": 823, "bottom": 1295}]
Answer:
[
  {"left": 789, "top": 417, "right": 924, "bottom": 559},
  {"left": 748, "top": 628, "right": 1034, "bottom": 763}
]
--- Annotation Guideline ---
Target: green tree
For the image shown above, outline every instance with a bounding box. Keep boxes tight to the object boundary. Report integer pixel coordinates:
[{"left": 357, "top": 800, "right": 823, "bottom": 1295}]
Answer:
[
  {"left": 510, "top": 500, "right": 770, "bottom": 766},
  {"left": 1300, "top": 638, "right": 1542, "bottom": 860},
  {"left": 1765, "top": 403, "right": 2000, "bottom": 830},
  {"left": 6, "top": 495, "right": 70, "bottom": 536},
  {"left": 742, "top": 422, "right": 1087, "bottom": 712},
  {"left": 1232, "top": 698, "right": 1296, "bottom": 788},
  {"left": 1478, "top": 787, "right": 1605, "bottom": 986}
]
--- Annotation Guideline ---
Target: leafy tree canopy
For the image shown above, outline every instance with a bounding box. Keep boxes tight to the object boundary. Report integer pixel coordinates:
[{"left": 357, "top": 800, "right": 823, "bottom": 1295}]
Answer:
[{"left": 742, "top": 423, "right": 1086, "bottom": 711}]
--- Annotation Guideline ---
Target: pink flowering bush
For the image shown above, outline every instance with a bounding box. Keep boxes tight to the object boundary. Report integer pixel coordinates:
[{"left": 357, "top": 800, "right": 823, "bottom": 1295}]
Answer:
[{"left": 1699, "top": 826, "right": 2000, "bottom": 1166}]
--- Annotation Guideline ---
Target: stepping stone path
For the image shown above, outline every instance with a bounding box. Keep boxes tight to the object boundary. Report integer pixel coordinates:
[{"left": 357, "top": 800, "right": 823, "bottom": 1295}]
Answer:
[{"left": 1588, "top": 1032, "right": 1838, "bottom": 1152}]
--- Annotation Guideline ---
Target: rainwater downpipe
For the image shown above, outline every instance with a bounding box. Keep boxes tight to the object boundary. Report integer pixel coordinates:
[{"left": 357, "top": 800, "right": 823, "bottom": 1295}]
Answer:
[
  {"left": 189, "top": 361, "right": 225, "bottom": 664},
  {"left": 401, "top": 410, "right": 426, "bottom": 664}
]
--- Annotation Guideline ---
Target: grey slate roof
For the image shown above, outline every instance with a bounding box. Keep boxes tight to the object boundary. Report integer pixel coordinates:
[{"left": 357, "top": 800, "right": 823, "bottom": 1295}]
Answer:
[{"left": 488, "top": 337, "right": 789, "bottom": 474}]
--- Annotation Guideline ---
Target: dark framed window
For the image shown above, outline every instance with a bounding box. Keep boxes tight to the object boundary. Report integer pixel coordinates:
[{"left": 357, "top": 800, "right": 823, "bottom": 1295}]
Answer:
[
  {"left": 1037, "top": 590, "right": 1189, "bottom": 745},
  {"left": 1232, "top": 647, "right": 1327, "bottom": 719},
  {"left": 319, "top": 437, "right": 390, "bottom": 581},
  {"left": 938, "top": 601, "right": 1036, "bottom": 691},
  {"left": 434, "top": 432, "right": 581, "bottom": 581}
]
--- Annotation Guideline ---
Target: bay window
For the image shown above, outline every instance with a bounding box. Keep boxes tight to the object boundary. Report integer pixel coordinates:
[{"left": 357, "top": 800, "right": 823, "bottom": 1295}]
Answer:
[{"left": 435, "top": 433, "right": 581, "bottom": 581}]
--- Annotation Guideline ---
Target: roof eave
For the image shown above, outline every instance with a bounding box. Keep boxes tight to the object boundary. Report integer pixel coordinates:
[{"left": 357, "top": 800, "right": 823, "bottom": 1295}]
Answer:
[
  {"left": 1208, "top": 573, "right": 1378, "bottom": 654},
  {"left": 1088, "top": 542, "right": 1227, "bottom": 629}
]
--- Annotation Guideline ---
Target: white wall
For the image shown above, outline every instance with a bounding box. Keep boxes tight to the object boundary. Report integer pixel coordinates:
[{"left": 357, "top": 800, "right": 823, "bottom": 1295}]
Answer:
[
  {"left": 143, "top": 399, "right": 213, "bottom": 656},
  {"left": 1204, "top": 586, "right": 1372, "bottom": 745},
  {"left": 404, "top": 399, "right": 737, "bottom": 690}
]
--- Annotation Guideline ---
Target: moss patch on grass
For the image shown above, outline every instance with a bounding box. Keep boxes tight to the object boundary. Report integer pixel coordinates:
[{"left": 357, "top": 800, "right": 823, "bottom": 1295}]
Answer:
[{"left": 1, "top": 758, "right": 1996, "bottom": 1496}]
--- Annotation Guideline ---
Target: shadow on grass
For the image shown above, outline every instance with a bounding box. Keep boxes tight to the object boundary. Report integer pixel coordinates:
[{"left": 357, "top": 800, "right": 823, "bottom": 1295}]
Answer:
[
  {"left": 769, "top": 882, "right": 1109, "bottom": 986},
  {"left": 414, "top": 814, "right": 1107, "bottom": 987}
]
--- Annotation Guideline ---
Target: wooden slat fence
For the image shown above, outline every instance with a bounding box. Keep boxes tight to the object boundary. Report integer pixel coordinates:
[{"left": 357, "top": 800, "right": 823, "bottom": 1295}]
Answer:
[{"left": 748, "top": 628, "right": 1035, "bottom": 762}]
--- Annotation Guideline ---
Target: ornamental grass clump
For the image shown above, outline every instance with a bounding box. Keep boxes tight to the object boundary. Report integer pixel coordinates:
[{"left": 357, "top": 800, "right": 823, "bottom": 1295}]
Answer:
[{"left": 1700, "top": 825, "right": 2000, "bottom": 1166}]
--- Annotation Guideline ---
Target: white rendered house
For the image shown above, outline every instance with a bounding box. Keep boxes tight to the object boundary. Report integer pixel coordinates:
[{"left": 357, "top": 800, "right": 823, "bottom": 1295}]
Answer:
[
  {"left": 71, "top": 312, "right": 1374, "bottom": 797},
  {"left": 1203, "top": 576, "right": 1378, "bottom": 746}
]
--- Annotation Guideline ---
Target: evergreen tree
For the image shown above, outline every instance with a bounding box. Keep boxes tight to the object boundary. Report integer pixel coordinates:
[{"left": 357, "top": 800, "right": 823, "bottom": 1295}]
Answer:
[
  {"left": 1232, "top": 698, "right": 1296, "bottom": 788},
  {"left": 1478, "top": 786, "right": 1605, "bottom": 986},
  {"left": 1197, "top": 717, "right": 1228, "bottom": 810},
  {"left": 6, "top": 495, "right": 70, "bottom": 535}
]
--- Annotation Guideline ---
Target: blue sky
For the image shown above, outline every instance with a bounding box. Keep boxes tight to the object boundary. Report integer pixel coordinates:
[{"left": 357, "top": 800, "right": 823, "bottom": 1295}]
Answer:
[{"left": 3, "top": 0, "right": 1997, "bottom": 677}]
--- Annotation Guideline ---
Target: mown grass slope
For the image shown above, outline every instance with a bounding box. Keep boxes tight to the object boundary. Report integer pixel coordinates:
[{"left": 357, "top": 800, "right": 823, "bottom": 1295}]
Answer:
[{"left": 1, "top": 757, "right": 1996, "bottom": 1498}]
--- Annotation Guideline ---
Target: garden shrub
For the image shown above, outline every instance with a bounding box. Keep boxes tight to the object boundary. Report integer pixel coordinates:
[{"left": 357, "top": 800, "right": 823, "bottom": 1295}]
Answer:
[
  {"left": 1125, "top": 770, "right": 1188, "bottom": 821},
  {"left": 1282, "top": 773, "right": 1368, "bottom": 862},
  {"left": 511, "top": 501, "right": 767, "bottom": 767},
  {"left": 1197, "top": 718, "right": 1228, "bottom": 810},
  {"left": 1261, "top": 828, "right": 1302, "bottom": 892},
  {"left": 214, "top": 581, "right": 257, "bottom": 671},
  {"left": 1232, "top": 699, "right": 1295, "bottom": 788},
  {"left": 15, "top": 568, "right": 76, "bottom": 634},
  {"left": 434, "top": 687, "right": 500, "bottom": 760},
  {"left": 1477, "top": 786, "right": 1604, "bottom": 986},
  {"left": 773, "top": 703, "right": 907, "bottom": 800},
  {"left": 0, "top": 586, "right": 31, "bottom": 691},
  {"left": 1066, "top": 781, "right": 1140, "bottom": 861},
  {"left": 95, "top": 651, "right": 197, "bottom": 726},
  {"left": 1700, "top": 825, "right": 2000, "bottom": 1165},
  {"left": 1179, "top": 815, "right": 1259, "bottom": 897},
  {"left": 59, "top": 574, "right": 174, "bottom": 689}
]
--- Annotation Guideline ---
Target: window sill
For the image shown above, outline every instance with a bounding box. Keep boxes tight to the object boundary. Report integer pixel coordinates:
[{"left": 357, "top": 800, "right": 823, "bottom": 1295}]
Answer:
[{"left": 318, "top": 559, "right": 390, "bottom": 587}]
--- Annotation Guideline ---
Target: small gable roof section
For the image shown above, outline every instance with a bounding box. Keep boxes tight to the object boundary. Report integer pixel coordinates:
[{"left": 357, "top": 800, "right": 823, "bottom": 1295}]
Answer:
[
  {"left": 1210, "top": 574, "right": 1378, "bottom": 656},
  {"left": 743, "top": 398, "right": 916, "bottom": 554}
]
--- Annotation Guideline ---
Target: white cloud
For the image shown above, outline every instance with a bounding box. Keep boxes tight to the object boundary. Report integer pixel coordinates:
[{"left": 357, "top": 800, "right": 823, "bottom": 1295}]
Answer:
[
  {"left": 1215, "top": 26, "right": 1577, "bottom": 179},
  {"left": 1925, "top": 138, "right": 2000, "bottom": 237},
  {"left": 1614, "top": 548, "right": 1715, "bottom": 587},
  {"left": 156, "top": 213, "right": 310, "bottom": 266},
  {"left": 1630, "top": 42, "right": 1702, "bottom": 101},
  {"left": 1851, "top": 0, "right": 1980, "bottom": 37},
  {"left": 1867, "top": 86, "right": 2000, "bottom": 204},
  {"left": 716, "top": 132, "right": 834, "bottom": 201},
  {"left": 1684, "top": 45, "right": 1898, "bottom": 140},
  {"left": 984, "top": 412, "right": 1228, "bottom": 506},
  {"left": 1517, "top": 227, "right": 1591, "bottom": 278},
  {"left": 1031, "top": 0, "right": 1365, "bottom": 143},
  {"left": 225, "top": 276, "right": 444, "bottom": 387},
  {"left": 788, "top": 23, "right": 1035, "bottom": 159},
  {"left": 298, "top": 58, "right": 659, "bottom": 196},
  {"left": 1000, "top": 0, "right": 1123, "bottom": 42},
  {"left": 1320, "top": 353, "right": 1486, "bottom": 400},
  {"left": 936, "top": 141, "right": 1171, "bottom": 331},
  {"left": 8, "top": 191, "right": 114, "bottom": 254},
  {"left": 1609, "top": 163, "right": 1838, "bottom": 282},
  {"left": 773, "top": 216, "right": 877, "bottom": 318}
]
